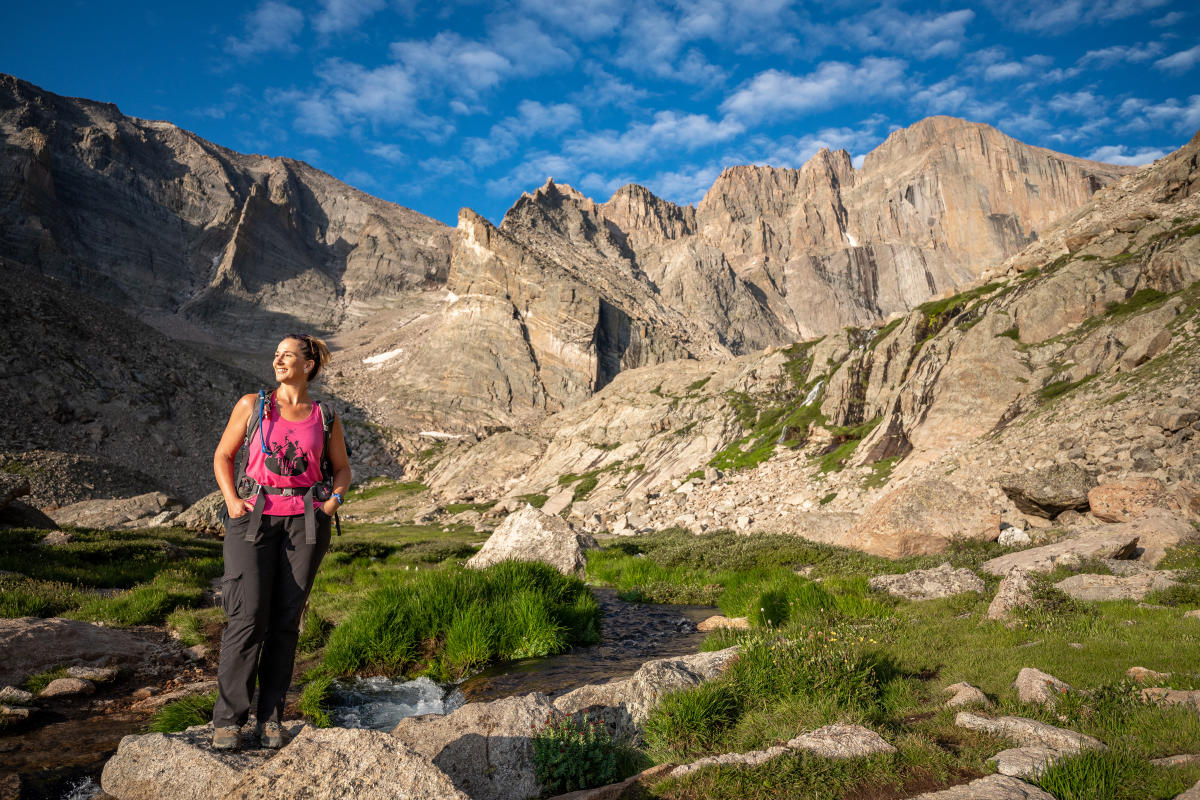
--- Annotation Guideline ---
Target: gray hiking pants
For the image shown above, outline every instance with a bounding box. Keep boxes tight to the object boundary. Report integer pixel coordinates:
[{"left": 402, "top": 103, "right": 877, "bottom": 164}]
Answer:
[{"left": 212, "top": 510, "right": 331, "bottom": 728}]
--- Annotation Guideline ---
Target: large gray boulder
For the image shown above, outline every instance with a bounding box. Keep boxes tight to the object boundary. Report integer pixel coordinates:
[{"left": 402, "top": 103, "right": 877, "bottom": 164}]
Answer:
[
  {"left": 48, "top": 491, "right": 183, "bottom": 530},
  {"left": 980, "top": 532, "right": 1140, "bottom": 576},
  {"left": 391, "top": 692, "right": 554, "bottom": 800},
  {"left": 1000, "top": 464, "right": 1096, "bottom": 518},
  {"left": 989, "top": 746, "right": 1064, "bottom": 779},
  {"left": 902, "top": 774, "right": 1055, "bottom": 799},
  {"left": 986, "top": 567, "right": 1036, "bottom": 623},
  {"left": 1013, "top": 668, "right": 1071, "bottom": 708},
  {"left": 100, "top": 722, "right": 304, "bottom": 800},
  {"left": 625, "top": 647, "right": 739, "bottom": 725},
  {"left": 954, "top": 712, "right": 1106, "bottom": 753},
  {"left": 466, "top": 506, "right": 597, "bottom": 576},
  {"left": 670, "top": 723, "right": 894, "bottom": 778},
  {"left": 224, "top": 727, "right": 469, "bottom": 800},
  {"left": 1055, "top": 571, "right": 1178, "bottom": 601},
  {"left": 0, "top": 473, "right": 30, "bottom": 509},
  {"left": 844, "top": 478, "right": 1000, "bottom": 558},
  {"left": 868, "top": 563, "right": 985, "bottom": 600},
  {"left": 0, "top": 617, "right": 182, "bottom": 687},
  {"left": 175, "top": 490, "right": 227, "bottom": 535}
]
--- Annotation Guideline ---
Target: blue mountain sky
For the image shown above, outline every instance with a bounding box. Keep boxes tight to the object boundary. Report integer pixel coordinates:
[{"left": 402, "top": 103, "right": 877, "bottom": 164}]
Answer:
[{"left": 5, "top": 0, "right": 1199, "bottom": 226}]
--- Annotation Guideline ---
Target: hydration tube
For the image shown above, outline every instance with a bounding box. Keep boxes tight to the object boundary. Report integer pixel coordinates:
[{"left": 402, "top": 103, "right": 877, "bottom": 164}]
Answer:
[{"left": 258, "top": 390, "right": 271, "bottom": 454}]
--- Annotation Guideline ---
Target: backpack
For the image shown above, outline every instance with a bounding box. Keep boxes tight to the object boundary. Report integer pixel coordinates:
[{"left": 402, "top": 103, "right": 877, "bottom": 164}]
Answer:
[{"left": 236, "top": 389, "right": 344, "bottom": 535}]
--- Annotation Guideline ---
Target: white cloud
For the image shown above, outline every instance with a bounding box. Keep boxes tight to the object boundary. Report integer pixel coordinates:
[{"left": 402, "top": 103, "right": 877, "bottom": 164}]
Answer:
[
  {"left": 645, "top": 164, "right": 725, "bottom": 206},
  {"left": 342, "top": 168, "right": 379, "bottom": 189},
  {"left": 909, "top": 77, "right": 1007, "bottom": 120},
  {"left": 518, "top": 0, "right": 625, "bottom": 39},
  {"left": 225, "top": 1, "right": 304, "bottom": 59},
  {"left": 1155, "top": 45, "right": 1200, "bottom": 74},
  {"left": 484, "top": 152, "right": 581, "bottom": 197},
  {"left": 487, "top": 18, "right": 575, "bottom": 76},
  {"left": 464, "top": 100, "right": 582, "bottom": 166},
  {"left": 752, "top": 119, "right": 887, "bottom": 168},
  {"left": 1078, "top": 42, "right": 1165, "bottom": 68},
  {"left": 837, "top": 8, "right": 975, "bottom": 59},
  {"left": 1048, "top": 91, "right": 1108, "bottom": 115},
  {"left": 572, "top": 63, "right": 652, "bottom": 110},
  {"left": 721, "top": 58, "right": 908, "bottom": 123},
  {"left": 565, "top": 111, "right": 744, "bottom": 166},
  {"left": 1151, "top": 10, "right": 1186, "bottom": 26},
  {"left": 1118, "top": 95, "right": 1200, "bottom": 134},
  {"left": 368, "top": 143, "right": 408, "bottom": 164},
  {"left": 325, "top": 60, "right": 419, "bottom": 122},
  {"left": 1086, "top": 144, "right": 1171, "bottom": 164},
  {"left": 390, "top": 33, "right": 512, "bottom": 98},
  {"left": 313, "top": 0, "right": 386, "bottom": 35},
  {"left": 987, "top": 0, "right": 1169, "bottom": 33}
]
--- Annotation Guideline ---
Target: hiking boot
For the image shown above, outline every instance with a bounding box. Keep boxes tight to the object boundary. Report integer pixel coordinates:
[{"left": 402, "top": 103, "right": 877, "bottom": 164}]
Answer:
[
  {"left": 258, "top": 721, "right": 287, "bottom": 749},
  {"left": 212, "top": 725, "right": 242, "bottom": 751}
]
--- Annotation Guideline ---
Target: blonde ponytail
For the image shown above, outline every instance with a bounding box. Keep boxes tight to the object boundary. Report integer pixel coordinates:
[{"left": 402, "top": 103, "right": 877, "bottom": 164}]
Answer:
[{"left": 285, "top": 333, "right": 332, "bottom": 381}]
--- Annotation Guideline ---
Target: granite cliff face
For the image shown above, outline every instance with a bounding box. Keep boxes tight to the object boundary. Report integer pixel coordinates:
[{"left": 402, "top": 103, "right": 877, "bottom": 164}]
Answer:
[
  {"left": 0, "top": 73, "right": 452, "bottom": 344},
  {"left": 1, "top": 73, "right": 1157, "bottom": 503}
]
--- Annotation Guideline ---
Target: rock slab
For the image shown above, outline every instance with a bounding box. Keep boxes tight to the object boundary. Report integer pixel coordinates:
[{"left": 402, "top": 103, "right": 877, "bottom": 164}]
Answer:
[
  {"left": 1055, "top": 571, "right": 1178, "bottom": 601},
  {"left": 980, "top": 532, "right": 1140, "bottom": 576},
  {"left": 224, "top": 727, "right": 469, "bottom": 800},
  {"left": 954, "top": 712, "right": 1106, "bottom": 753},
  {"left": 902, "top": 774, "right": 1055, "bottom": 799},
  {"left": 868, "top": 563, "right": 985, "bottom": 600},
  {"left": 1014, "top": 668, "right": 1071, "bottom": 708},
  {"left": 986, "top": 567, "right": 1036, "bottom": 622},
  {"left": 466, "top": 506, "right": 597, "bottom": 576},
  {"left": 0, "top": 616, "right": 180, "bottom": 687},
  {"left": 1000, "top": 464, "right": 1096, "bottom": 518}
]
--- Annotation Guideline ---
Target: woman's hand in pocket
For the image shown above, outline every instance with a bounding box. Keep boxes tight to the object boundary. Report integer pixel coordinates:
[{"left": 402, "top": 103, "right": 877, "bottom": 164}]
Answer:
[{"left": 226, "top": 497, "right": 254, "bottom": 518}]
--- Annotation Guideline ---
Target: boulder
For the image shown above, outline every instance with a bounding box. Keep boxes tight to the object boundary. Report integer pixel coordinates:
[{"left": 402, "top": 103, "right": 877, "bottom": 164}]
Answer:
[
  {"left": 1103, "top": 509, "right": 1198, "bottom": 566},
  {"left": 132, "top": 681, "right": 219, "bottom": 712},
  {"left": 1088, "top": 478, "right": 1172, "bottom": 523},
  {"left": 175, "top": 491, "right": 227, "bottom": 535},
  {"left": 989, "top": 746, "right": 1063, "bottom": 779},
  {"left": 0, "top": 499, "right": 59, "bottom": 529},
  {"left": 1000, "top": 464, "right": 1095, "bottom": 518},
  {"left": 954, "top": 712, "right": 1106, "bottom": 753},
  {"left": 670, "top": 724, "right": 894, "bottom": 779},
  {"left": 1013, "top": 668, "right": 1071, "bottom": 707},
  {"left": 696, "top": 615, "right": 749, "bottom": 631},
  {"left": 1176, "top": 779, "right": 1200, "bottom": 800},
  {"left": 48, "top": 491, "right": 182, "bottom": 530},
  {"left": 0, "top": 616, "right": 181, "bottom": 687},
  {"left": 101, "top": 722, "right": 305, "bottom": 800},
  {"left": 553, "top": 678, "right": 637, "bottom": 744},
  {"left": 66, "top": 665, "right": 119, "bottom": 682},
  {"left": 986, "top": 567, "right": 1036, "bottom": 622},
  {"left": 625, "top": 647, "right": 739, "bottom": 724},
  {"left": 845, "top": 478, "right": 1000, "bottom": 558},
  {"left": 1127, "top": 666, "right": 1170, "bottom": 684},
  {"left": 944, "top": 682, "right": 991, "bottom": 709},
  {"left": 1141, "top": 688, "right": 1200, "bottom": 711},
  {"left": 901, "top": 774, "right": 1055, "bottom": 799},
  {"left": 868, "top": 563, "right": 985, "bottom": 600},
  {"left": 786, "top": 723, "right": 896, "bottom": 759},
  {"left": 998, "top": 527, "right": 1032, "bottom": 547},
  {"left": 39, "top": 677, "right": 95, "bottom": 698},
  {"left": 1055, "top": 571, "right": 1178, "bottom": 602},
  {"left": 0, "top": 686, "right": 33, "bottom": 704},
  {"left": 980, "top": 532, "right": 1140, "bottom": 576},
  {"left": 391, "top": 692, "right": 554, "bottom": 800},
  {"left": 0, "top": 473, "right": 30, "bottom": 509},
  {"left": 224, "top": 727, "right": 469, "bottom": 800},
  {"left": 547, "top": 764, "right": 675, "bottom": 800},
  {"left": 40, "top": 530, "right": 73, "bottom": 545},
  {"left": 466, "top": 506, "right": 597, "bottom": 576}
]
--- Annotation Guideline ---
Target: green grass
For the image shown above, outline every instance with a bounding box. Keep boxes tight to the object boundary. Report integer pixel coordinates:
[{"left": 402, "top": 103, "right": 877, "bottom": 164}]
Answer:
[
  {"left": 146, "top": 691, "right": 217, "bottom": 733},
  {"left": 318, "top": 560, "right": 600, "bottom": 681},
  {"left": 23, "top": 666, "right": 69, "bottom": 694},
  {"left": 166, "top": 606, "right": 227, "bottom": 647},
  {"left": 998, "top": 326, "right": 1021, "bottom": 341},
  {"left": 1039, "top": 375, "right": 1097, "bottom": 402},
  {"left": 687, "top": 376, "right": 712, "bottom": 392},
  {"left": 443, "top": 500, "right": 497, "bottom": 514},
  {"left": 347, "top": 479, "right": 427, "bottom": 502},
  {"left": 1038, "top": 748, "right": 1200, "bottom": 800},
  {"left": 0, "top": 527, "right": 223, "bottom": 626},
  {"left": 863, "top": 457, "right": 899, "bottom": 490},
  {"left": 1105, "top": 288, "right": 1169, "bottom": 319},
  {"left": 815, "top": 417, "right": 882, "bottom": 473},
  {"left": 517, "top": 493, "right": 550, "bottom": 509}
]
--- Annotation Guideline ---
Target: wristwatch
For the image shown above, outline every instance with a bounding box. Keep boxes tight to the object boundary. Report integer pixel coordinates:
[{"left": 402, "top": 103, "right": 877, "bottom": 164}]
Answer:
[{"left": 332, "top": 492, "right": 344, "bottom": 505}]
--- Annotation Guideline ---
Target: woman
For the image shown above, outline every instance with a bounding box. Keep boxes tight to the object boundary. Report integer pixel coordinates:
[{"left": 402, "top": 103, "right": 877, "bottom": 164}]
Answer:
[{"left": 210, "top": 334, "right": 351, "bottom": 751}]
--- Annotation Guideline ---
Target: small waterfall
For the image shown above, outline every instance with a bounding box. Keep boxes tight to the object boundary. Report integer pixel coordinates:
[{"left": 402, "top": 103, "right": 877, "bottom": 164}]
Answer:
[
  {"left": 328, "top": 676, "right": 463, "bottom": 730},
  {"left": 803, "top": 379, "right": 824, "bottom": 406}
]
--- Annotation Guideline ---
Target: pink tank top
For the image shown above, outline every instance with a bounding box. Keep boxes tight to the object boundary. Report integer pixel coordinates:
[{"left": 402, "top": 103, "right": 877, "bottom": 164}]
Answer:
[{"left": 245, "top": 399, "right": 324, "bottom": 516}]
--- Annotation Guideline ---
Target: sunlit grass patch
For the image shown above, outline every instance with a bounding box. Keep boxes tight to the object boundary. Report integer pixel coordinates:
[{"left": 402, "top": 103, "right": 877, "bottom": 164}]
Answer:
[
  {"left": 146, "top": 691, "right": 217, "bottom": 733},
  {"left": 319, "top": 560, "right": 599, "bottom": 681}
]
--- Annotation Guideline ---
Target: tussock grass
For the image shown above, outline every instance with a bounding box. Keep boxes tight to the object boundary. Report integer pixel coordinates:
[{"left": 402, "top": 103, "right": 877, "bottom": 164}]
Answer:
[
  {"left": 146, "top": 691, "right": 217, "bottom": 733},
  {"left": 319, "top": 560, "right": 599, "bottom": 681}
]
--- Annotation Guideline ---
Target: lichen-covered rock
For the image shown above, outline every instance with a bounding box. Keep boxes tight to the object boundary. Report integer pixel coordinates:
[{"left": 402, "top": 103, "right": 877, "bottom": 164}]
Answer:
[
  {"left": 955, "top": 712, "right": 1106, "bottom": 753},
  {"left": 989, "top": 747, "right": 1064, "bottom": 779},
  {"left": 845, "top": 478, "right": 1000, "bottom": 558},
  {"left": 1055, "top": 571, "right": 1178, "bottom": 602},
  {"left": 100, "top": 722, "right": 304, "bottom": 800},
  {"left": 944, "top": 682, "right": 992, "bottom": 709},
  {"left": 1088, "top": 478, "right": 1173, "bottom": 523},
  {"left": 901, "top": 774, "right": 1056, "bottom": 799},
  {"left": 174, "top": 490, "right": 227, "bottom": 535},
  {"left": 1000, "top": 464, "right": 1096, "bottom": 518},
  {"left": 39, "top": 677, "right": 95, "bottom": 698},
  {"left": 625, "top": 647, "right": 739, "bottom": 724},
  {"left": 1013, "top": 668, "right": 1071, "bottom": 708},
  {"left": 391, "top": 693, "right": 554, "bottom": 800},
  {"left": 786, "top": 724, "right": 896, "bottom": 759},
  {"left": 980, "top": 533, "right": 1140, "bottom": 576},
  {"left": 868, "top": 563, "right": 985, "bottom": 600},
  {"left": 986, "top": 567, "right": 1036, "bottom": 622},
  {"left": 224, "top": 727, "right": 468, "bottom": 800},
  {"left": 47, "top": 492, "right": 183, "bottom": 530},
  {"left": 466, "top": 506, "right": 597, "bottom": 576},
  {"left": 0, "top": 616, "right": 182, "bottom": 688}
]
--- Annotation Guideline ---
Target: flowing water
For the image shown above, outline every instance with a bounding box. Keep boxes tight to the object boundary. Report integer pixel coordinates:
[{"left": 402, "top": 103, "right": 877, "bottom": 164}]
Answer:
[{"left": 327, "top": 588, "right": 718, "bottom": 729}]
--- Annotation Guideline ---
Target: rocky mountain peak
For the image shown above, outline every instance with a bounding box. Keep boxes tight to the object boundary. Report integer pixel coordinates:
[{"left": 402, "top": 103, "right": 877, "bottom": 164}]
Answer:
[{"left": 600, "top": 183, "right": 696, "bottom": 247}]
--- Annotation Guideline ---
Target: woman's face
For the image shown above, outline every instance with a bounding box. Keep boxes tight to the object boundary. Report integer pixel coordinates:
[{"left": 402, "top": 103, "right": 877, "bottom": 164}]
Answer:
[{"left": 273, "top": 338, "right": 313, "bottom": 384}]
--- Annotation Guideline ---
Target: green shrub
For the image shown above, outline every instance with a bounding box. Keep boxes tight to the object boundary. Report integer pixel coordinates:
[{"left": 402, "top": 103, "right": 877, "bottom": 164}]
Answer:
[
  {"left": 1036, "top": 748, "right": 1173, "bottom": 800},
  {"left": 319, "top": 561, "right": 599, "bottom": 680},
  {"left": 297, "top": 608, "right": 334, "bottom": 653},
  {"left": 298, "top": 669, "right": 335, "bottom": 727},
  {"left": 532, "top": 712, "right": 620, "bottom": 795},
  {"left": 643, "top": 681, "right": 743, "bottom": 759},
  {"left": 24, "top": 666, "right": 68, "bottom": 694},
  {"left": 146, "top": 691, "right": 216, "bottom": 733},
  {"left": 0, "top": 575, "right": 85, "bottom": 618}
]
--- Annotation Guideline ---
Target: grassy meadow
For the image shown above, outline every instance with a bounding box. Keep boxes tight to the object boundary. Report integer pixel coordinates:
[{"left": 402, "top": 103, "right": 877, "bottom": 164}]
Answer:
[{"left": 3, "top": 485, "right": 1199, "bottom": 799}]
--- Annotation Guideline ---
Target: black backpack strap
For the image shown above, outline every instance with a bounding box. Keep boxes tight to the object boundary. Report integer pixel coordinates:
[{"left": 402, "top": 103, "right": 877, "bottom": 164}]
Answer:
[
  {"left": 235, "top": 390, "right": 270, "bottom": 500},
  {"left": 314, "top": 399, "right": 342, "bottom": 537}
]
